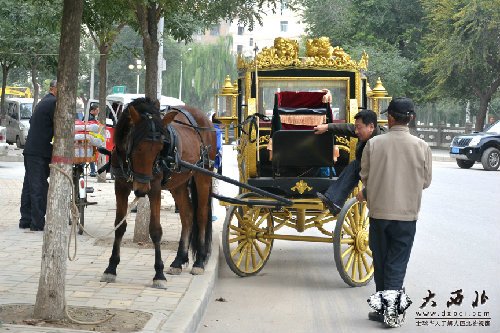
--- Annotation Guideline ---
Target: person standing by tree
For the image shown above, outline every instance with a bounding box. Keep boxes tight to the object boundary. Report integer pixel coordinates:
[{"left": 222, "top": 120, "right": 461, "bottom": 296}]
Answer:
[
  {"left": 19, "top": 80, "right": 57, "bottom": 231},
  {"left": 357, "top": 98, "right": 432, "bottom": 328},
  {"left": 88, "top": 104, "right": 99, "bottom": 176}
]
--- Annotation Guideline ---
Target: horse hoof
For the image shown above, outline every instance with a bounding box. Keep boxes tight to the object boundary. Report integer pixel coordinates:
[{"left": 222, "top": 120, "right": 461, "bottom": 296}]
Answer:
[
  {"left": 152, "top": 279, "right": 168, "bottom": 289},
  {"left": 167, "top": 267, "right": 182, "bottom": 275},
  {"left": 100, "top": 273, "right": 116, "bottom": 283},
  {"left": 191, "top": 267, "right": 205, "bottom": 275}
]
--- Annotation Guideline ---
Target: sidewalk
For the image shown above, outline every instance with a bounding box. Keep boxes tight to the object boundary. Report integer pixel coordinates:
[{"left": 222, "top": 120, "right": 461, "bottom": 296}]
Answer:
[{"left": 0, "top": 174, "right": 219, "bottom": 333}]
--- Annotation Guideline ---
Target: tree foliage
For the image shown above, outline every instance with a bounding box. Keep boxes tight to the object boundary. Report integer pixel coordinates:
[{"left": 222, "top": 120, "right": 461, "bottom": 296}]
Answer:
[{"left": 422, "top": 0, "right": 500, "bottom": 130}]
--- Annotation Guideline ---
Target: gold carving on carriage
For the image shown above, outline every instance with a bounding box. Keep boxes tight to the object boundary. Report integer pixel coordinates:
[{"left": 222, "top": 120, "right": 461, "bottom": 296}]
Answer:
[{"left": 290, "top": 180, "right": 313, "bottom": 194}]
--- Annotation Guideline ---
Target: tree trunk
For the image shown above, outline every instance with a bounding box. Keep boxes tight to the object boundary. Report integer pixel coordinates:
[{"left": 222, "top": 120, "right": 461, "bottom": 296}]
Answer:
[
  {"left": 1, "top": 64, "right": 10, "bottom": 118},
  {"left": 475, "top": 95, "right": 489, "bottom": 132},
  {"left": 33, "top": 0, "right": 83, "bottom": 320},
  {"left": 97, "top": 45, "right": 109, "bottom": 183},
  {"left": 137, "top": 4, "right": 160, "bottom": 100},
  {"left": 134, "top": 197, "right": 151, "bottom": 243},
  {"left": 30, "top": 61, "right": 40, "bottom": 105}
]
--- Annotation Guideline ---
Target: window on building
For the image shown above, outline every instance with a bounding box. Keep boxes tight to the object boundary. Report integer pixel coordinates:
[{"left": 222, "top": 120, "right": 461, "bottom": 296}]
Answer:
[
  {"left": 237, "top": 45, "right": 243, "bottom": 54},
  {"left": 238, "top": 26, "right": 244, "bottom": 35},
  {"left": 281, "top": 0, "right": 288, "bottom": 14},
  {"left": 280, "top": 21, "right": 288, "bottom": 33},
  {"left": 210, "top": 24, "right": 220, "bottom": 36},
  {"left": 249, "top": 38, "right": 254, "bottom": 46}
]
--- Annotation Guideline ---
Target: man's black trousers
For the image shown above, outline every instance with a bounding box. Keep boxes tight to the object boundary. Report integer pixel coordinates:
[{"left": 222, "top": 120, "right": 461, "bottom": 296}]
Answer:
[
  {"left": 20, "top": 155, "right": 50, "bottom": 230},
  {"left": 369, "top": 218, "right": 416, "bottom": 291}
]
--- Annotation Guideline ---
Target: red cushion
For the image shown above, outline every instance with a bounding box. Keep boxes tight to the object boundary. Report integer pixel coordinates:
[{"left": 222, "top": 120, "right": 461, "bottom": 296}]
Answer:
[{"left": 277, "top": 91, "right": 326, "bottom": 108}]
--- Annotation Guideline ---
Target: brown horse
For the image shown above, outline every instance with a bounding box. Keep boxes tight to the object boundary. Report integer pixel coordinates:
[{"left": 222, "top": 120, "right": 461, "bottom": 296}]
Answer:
[{"left": 100, "top": 97, "right": 216, "bottom": 288}]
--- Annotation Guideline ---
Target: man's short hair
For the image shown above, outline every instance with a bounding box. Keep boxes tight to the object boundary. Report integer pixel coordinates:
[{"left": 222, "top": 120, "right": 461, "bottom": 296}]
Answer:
[
  {"left": 354, "top": 109, "right": 377, "bottom": 126},
  {"left": 89, "top": 104, "right": 99, "bottom": 112},
  {"left": 49, "top": 79, "right": 57, "bottom": 88}
]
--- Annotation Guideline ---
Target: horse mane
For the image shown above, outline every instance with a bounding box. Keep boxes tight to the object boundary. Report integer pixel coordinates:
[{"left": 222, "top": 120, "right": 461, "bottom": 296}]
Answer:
[{"left": 114, "top": 97, "right": 164, "bottom": 149}]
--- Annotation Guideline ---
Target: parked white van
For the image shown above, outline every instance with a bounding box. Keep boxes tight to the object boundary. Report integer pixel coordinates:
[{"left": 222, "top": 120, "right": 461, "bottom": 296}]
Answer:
[
  {"left": 1, "top": 98, "right": 34, "bottom": 148},
  {"left": 106, "top": 93, "right": 184, "bottom": 121}
]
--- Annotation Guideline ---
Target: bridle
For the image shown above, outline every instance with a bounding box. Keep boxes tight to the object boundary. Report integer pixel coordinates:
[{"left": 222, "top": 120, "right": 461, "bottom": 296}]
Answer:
[{"left": 126, "top": 112, "right": 166, "bottom": 184}]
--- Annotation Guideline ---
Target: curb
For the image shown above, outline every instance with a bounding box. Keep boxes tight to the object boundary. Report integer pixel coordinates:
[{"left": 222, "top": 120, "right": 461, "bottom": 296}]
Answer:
[{"left": 158, "top": 233, "right": 219, "bottom": 333}]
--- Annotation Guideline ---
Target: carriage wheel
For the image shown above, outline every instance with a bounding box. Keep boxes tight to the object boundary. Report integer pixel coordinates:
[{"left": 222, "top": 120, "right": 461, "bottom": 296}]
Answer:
[
  {"left": 222, "top": 193, "right": 274, "bottom": 277},
  {"left": 333, "top": 197, "right": 374, "bottom": 287}
]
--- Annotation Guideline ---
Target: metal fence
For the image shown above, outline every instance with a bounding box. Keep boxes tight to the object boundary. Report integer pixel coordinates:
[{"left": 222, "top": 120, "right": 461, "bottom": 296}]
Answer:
[{"left": 415, "top": 123, "right": 473, "bottom": 148}]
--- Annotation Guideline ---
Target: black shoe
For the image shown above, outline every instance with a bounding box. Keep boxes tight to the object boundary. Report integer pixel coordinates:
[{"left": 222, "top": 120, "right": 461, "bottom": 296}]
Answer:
[
  {"left": 89, "top": 173, "right": 97, "bottom": 177},
  {"left": 19, "top": 222, "right": 30, "bottom": 229},
  {"left": 30, "top": 225, "right": 44, "bottom": 231},
  {"left": 368, "top": 311, "right": 384, "bottom": 322},
  {"left": 316, "top": 192, "right": 341, "bottom": 216}
]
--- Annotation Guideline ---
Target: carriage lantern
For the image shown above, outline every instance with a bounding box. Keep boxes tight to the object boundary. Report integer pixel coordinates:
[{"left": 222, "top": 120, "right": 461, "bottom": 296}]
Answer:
[
  {"left": 367, "top": 77, "right": 392, "bottom": 121},
  {"left": 214, "top": 75, "right": 239, "bottom": 144}
]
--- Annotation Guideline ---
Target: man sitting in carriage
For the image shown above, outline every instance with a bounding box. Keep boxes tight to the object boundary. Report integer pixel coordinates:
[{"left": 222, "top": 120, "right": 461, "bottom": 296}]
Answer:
[{"left": 314, "top": 90, "right": 385, "bottom": 215}]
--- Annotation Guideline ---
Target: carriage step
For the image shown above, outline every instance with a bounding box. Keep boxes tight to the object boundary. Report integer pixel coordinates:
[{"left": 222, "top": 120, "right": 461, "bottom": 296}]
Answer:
[{"left": 86, "top": 187, "right": 94, "bottom": 193}]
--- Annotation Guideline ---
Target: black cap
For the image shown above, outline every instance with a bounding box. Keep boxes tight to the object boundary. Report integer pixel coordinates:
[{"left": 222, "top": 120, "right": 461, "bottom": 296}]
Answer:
[{"left": 381, "top": 97, "right": 414, "bottom": 116}]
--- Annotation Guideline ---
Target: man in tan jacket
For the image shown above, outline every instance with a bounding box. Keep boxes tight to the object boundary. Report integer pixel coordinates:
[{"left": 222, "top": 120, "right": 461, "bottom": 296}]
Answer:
[{"left": 357, "top": 97, "right": 432, "bottom": 328}]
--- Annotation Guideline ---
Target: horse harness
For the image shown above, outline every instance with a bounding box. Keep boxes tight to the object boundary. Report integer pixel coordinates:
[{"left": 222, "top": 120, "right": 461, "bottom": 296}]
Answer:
[{"left": 111, "top": 107, "right": 214, "bottom": 185}]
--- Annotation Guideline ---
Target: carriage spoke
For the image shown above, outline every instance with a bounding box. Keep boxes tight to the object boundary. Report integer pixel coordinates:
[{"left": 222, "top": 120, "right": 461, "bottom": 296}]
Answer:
[
  {"left": 231, "top": 240, "right": 247, "bottom": 258},
  {"left": 256, "top": 237, "right": 272, "bottom": 246},
  {"left": 253, "top": 239, "right": 265, "bottom": 260},
  {"left": 365, "top": 248, "right": 373, "bottom": 258},
  {"left": 361, "top": 252, "right": 371, "bottom": 274},
  {"left": 347, "top": 212, "right": 357, "bottom": 233},
  {"left": 351, "top": 252, "right": 358, "bottom": 279},
  {"left": 342, "top": 224, "right": 355, "bottom": 238},
  {"left": 353, "top": 202, "right": 360, "bottom": 227},
  {"left": 358, "top": 253, "right": 363, "bottom": 280},
  {"left": 235, "top": 246, "right": 245, "bottom": 269},
  {"left": 229, "top": 224, "right": 245, "bottom": 234},
  {"left": 345, "top": 249, "right": 355, "bottom": 272},
  {"left": 340, "top": 238, "right": 355, "bottom": 245},
  {"left": 251, "top": 244, "right": 257, "bottom": 268},
  {"left": 252, "top": 207, "right": 262, "bottom": 223},
  {"left": 255, "top": 213, "right": 270, "bottom": 228},
  {"left": 229, "top": 235, "right": 246, "bottom": 243},
  {"left": 342, "top": 245, "right": 354, "bottom": 261},
  {"left": 245, "top": 243, "right": 251, "bottom": 271}
]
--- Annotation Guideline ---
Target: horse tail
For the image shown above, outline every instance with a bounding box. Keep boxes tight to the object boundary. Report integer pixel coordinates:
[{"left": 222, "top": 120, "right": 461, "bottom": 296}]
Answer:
[{"left": 189, "top": 178, "right": 212, "bottom": 263}]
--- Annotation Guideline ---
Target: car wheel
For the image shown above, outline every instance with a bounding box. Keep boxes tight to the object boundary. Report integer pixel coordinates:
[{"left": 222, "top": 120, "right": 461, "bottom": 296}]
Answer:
[
  {"left": 456, "top": 159, "right": 474, "bottom": 169},
  {"left": 481, "top": 147, "right": 500, "bottom": 171}
]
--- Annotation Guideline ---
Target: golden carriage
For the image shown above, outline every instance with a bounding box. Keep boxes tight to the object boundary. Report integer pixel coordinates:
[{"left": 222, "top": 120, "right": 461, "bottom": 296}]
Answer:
[{"left": 214, "top": 37, "right": 391, "bottom": 287}]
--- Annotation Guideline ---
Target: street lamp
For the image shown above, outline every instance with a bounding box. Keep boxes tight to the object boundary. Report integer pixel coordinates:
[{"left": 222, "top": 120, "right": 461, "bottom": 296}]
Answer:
[
  {"left": 128, "top": 59, "right": 145, "bottom": 94},
  {"left": 179, "top": 48, "right": 192, "bottom": 100}
]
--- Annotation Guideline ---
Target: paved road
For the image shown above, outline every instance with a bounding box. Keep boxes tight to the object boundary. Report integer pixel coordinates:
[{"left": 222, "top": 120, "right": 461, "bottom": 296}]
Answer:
[{"left": 200, "top": 161, "right": 500, "bottom": 333}]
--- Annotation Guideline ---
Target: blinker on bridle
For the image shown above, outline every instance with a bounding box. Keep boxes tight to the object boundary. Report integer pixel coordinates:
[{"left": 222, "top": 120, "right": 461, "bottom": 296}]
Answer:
[{"left": 127, "top": 113, "right": 165, "bottom": 184}]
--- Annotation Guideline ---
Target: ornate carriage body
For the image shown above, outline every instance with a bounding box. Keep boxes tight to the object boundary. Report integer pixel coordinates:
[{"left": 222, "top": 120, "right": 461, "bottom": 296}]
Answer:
[{"left": 220, "top": 37, "right": 390, "bottom": 286}]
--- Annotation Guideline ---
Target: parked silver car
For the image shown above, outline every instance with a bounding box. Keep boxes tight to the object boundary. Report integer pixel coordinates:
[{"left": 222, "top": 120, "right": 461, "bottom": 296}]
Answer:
[
  {"left": 1, "top": 98, "right": 34, "bottom": 148},
  {"left": 0, "top": 126, "right": 9, "bottom": 156}
]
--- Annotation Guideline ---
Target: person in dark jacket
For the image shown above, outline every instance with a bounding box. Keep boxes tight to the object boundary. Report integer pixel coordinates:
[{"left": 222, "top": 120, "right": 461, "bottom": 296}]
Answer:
[
  {"left": 19, "top": 79, "right": 57, "bottom": 231},
  {"left": 313, "top": 109, "right": 384, "bottom": 215}
]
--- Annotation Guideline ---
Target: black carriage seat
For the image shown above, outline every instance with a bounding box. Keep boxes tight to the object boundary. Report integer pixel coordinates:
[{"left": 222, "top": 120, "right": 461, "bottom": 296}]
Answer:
[
  {"left": 272, "top": 130, "right": 334, "bottom": 178},
  {"left": 267, "top": 91, "right": 334, "bottom": 178}
]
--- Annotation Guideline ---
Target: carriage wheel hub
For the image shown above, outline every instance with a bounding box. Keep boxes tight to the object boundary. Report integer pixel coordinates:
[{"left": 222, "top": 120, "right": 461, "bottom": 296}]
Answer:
[{"left": 356, "top": 230, "right": 369, "bottom": 252}]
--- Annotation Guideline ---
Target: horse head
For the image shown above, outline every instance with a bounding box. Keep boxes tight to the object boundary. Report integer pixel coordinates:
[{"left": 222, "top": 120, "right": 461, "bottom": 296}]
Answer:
[{"left": 125, "top": 98, "right": 169, "bottom": 196}]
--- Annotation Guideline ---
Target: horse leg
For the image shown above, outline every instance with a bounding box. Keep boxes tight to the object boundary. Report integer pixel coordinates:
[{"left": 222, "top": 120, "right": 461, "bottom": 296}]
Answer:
[
  {"left": 167, "top": 184, "right": 193, "bottom": 275},
  {"left": 148, "top": 182, "right": 167, "bottom": 289},
  {"left": 191, "top": 174, "right": 213, "bottom": 275},
  {"left": 101, "top": 179, "right": 131, "bottom": 282}
]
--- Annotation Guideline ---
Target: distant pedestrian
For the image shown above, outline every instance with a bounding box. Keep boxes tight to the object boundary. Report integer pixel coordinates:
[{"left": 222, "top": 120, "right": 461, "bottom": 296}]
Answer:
[
  {"left": 484, "top": 115, "right": 496, "bottom": 131},
  {"left": 88, "top": 104, "right": 100, "bottom": 177},
  {"left": 357, "top": 97, "right": 432, "bottom": 328},
  {"left": 19, "top": 79, "right": 57, "bottom": 231}
]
